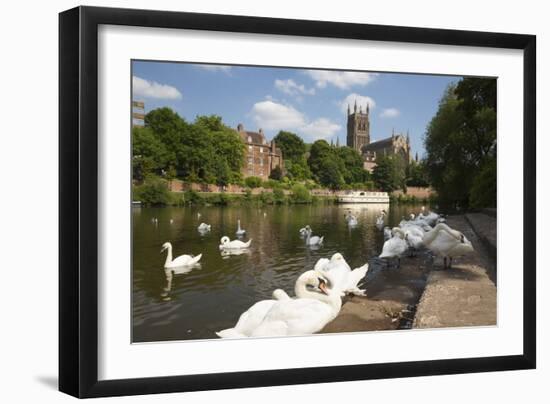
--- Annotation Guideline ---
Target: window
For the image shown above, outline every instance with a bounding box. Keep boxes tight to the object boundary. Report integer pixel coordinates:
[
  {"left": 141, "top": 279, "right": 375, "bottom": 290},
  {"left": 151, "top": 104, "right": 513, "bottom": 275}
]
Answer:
[{"left": 247, "top": 136, "right": 252, "bottom": 143}]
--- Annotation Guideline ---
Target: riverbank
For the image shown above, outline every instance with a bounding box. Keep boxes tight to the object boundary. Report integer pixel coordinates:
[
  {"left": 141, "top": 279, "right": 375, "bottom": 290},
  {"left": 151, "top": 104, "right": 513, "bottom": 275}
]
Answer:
[{"left": 322, "top": 213, "right": 497, "bottom": 333}]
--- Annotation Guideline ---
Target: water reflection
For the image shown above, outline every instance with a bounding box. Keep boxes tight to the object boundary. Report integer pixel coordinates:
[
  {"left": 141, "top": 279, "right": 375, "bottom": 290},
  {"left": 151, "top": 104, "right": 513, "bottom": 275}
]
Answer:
[{"left": 133, "top": 203, "right": 429, "bottom": 342}]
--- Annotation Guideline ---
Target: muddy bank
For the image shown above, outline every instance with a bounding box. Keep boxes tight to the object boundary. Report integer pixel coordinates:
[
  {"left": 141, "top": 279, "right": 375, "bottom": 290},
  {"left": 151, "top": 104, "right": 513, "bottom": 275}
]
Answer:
[{"left": 321, "top": 214, "right": 497, "bottom": 333}]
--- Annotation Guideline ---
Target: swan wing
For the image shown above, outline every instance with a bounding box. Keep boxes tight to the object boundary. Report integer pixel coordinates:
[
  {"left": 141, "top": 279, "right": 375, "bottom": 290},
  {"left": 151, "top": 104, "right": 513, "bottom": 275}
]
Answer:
[
  {"left": 170, "top": 254, "right": 199, "bottom": 267},
  {"left": 229, "top": 299, "right": 276, "bottom": 336},
  {"left": 254, "top": 299, "right": 333, "bottom": 336}
]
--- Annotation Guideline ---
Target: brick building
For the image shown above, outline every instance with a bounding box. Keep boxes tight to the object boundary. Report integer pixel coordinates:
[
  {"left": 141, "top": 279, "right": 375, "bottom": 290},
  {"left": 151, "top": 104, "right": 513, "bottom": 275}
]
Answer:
[{"left": 236, "top": 124, "right": 284, "bottom": 179}]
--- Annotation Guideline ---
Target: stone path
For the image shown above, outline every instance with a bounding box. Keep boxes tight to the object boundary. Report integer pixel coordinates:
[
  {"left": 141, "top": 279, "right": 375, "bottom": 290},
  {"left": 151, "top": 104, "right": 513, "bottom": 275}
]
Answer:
[{"left": 413, "top": 215, "right": 497, "bottom": 329}]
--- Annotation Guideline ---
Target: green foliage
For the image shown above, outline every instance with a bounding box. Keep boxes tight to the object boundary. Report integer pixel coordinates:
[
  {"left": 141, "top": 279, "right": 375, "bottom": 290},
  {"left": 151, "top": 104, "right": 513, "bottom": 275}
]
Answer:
[
  {"left": 372, "top": 156, "right": 402, "bottom": 192},
  {"left": 290, "top": 184, "right": 312, "bottom": 203},
  {"left": 424, "top": 78, "right": 497, "bottom": 207},
  {"left": 469, "top": 158, "right": 496, "bottom": 208},
  {"left": 308, "top": 140, "right": 369, "bottom": 190},
  {"left": 244, "top": 176, "right": 263, "bottom": 188},
  {"left": 269, "top": 165, "right": 283, "bottom": 181},
  {"left": 273, "top": 131, "right": 306, "bottom": 161},
  {"left": 406, "top": 160, "right": 430, "bottom": 187},
  {"left": 133, "top": 177, "right": 170, "bottom": 206},
  {"left": 183, "top": 190, "right": 201, "bottom": 205},
  {"left": 273, "top": 187, "right": 287, "bottom": 204},
  {"left": 134, "top": 108, "right": 244, "bottom": 186}
]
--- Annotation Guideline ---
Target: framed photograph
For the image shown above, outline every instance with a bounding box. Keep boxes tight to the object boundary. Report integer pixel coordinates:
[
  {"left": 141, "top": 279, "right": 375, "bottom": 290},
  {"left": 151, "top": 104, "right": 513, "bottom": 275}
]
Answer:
[{"left": 59, "top": 6, "right": 536, "bottom": 398}]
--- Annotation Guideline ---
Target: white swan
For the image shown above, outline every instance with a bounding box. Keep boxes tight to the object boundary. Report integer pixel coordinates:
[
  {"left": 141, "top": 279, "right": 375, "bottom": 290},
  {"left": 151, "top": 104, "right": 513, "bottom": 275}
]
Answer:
[
  {"left": 375, "top": 211, "right": 386, "bottom": 229},
  {"left": 217, "top": 270, "right": 341, "bottom": 338},
  {"left": 236, "top": 219, "right": 246, "bottom": 236},
  {"left": 304, "top": 225, "right": 324, "bottom": 246},
  {"left": 345, "top": 213, "right": 358, "bottom": 226},
  {"left": 219, "top": 236, "right": 252, "bottom": 250},
  {"left": 383, "top": 226, "right": 392, "bottom": 240},
  {"left": 315, "top": 253, "right": 369, "bottom": 296},
  {"left": 197, "top": 222, "right": 211, "bottom": 232},
  {"left": 161, "top": 242, "right": 202, "bottom": 269},
  {"left": 215, "top": 288, "right": 292, "bottom": 338},
  {"left": 379, "top": 227, "right": 408, "bottom": 267},
  {"left": 423, "top": 223, "right": 474, "bottom": 268},
  {"left": 299, "top": 226, "right": 309, "bottom": 237}
]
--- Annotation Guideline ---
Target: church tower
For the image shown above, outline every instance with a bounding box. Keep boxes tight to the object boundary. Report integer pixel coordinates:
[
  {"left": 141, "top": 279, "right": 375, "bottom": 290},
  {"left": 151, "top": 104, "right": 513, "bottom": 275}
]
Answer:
[{"left": 346, "top": 100, "right": 370, "bottom": 152}]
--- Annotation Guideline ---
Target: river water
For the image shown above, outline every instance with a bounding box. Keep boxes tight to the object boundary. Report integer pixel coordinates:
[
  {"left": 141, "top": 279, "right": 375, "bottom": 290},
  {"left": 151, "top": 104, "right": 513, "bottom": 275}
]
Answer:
[{"left": 132, "top": 203, "right": 425, "bottom": 342}]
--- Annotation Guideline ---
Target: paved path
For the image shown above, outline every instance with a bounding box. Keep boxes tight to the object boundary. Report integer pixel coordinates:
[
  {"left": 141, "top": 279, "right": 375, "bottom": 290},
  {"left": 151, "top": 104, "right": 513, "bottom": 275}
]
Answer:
[{"left": 413, "top": 215, "right": 497, "bottom": 329}]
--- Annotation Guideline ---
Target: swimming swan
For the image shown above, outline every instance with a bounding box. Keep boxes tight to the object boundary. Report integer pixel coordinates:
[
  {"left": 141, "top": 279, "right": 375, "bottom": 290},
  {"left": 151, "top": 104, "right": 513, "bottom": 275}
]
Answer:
[
  {"left": 219, "top": 236, "right": 252, "bottom": 250},
  {"left": 161, "top": 242, "right": 202, "bottom": 269},
  {"left": 197, "top": 222, "right": 211, "bottom": 232},
  {"left": 236, "top": 219, "right": 246, "bottom": 236},
  {"left": 304, "top": 225, "right": 324, "bottom": 246},
  {"left": 216, "top": 270, "right": 341, "bottom": 338}
]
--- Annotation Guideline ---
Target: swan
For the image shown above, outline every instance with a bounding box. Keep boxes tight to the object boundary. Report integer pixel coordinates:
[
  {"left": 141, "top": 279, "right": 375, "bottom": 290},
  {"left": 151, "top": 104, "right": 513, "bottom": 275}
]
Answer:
[
  {"left": 304, "top": 225, "right": 324, "bottom": 246},
  {"left": 161, "top": 242, "right": 202, "bottom": 269},
  {"left": 375, "top": 211, "right": 386, "bottom": 228},
  {"left": 217, "top": 270, "right": 341, "bottom": 338},
  {"left": 236, "top": 219, "right": 246, "bottom": 236},
  {"left": 383, "top": 226, "right": 392, "bottom": 240},
  {"left": 299, "top": 226, "right": 309, "bottom": 237},
  {"left": 197, "top": 212, "right": 201, "bottom": 219},
  {"left": 423, "top": 223, "right": 474, "bottom": 268},
  {"left": 169, "top": 219, "right": 174, "bottom": 224},
  {"left": 316, "top": 253, "right": 369, "bottom": 297},
  {"left": 379, "top": 227, "right": 408, "bottom": 267},
  {"left": 219, "top": 236, "right": 252, "bottom": 250},
  {"left": 345, "top": 213, "right": 358, "bottom": 226},
  {"left": 197, "top": 222, "right": 211, "bottom": 232},
  {"left": 215, "top": 288, "right": 289, "bottom": 338}
]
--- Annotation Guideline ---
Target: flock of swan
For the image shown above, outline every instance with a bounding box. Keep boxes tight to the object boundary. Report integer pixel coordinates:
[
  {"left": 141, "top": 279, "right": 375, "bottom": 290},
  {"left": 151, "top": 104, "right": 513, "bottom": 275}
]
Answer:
[
  {"left": 378, "top": 208, "right": 474, "bottom": 268},
  {"left": 157, "top": 206, "right": 475, "bottom": 339}
]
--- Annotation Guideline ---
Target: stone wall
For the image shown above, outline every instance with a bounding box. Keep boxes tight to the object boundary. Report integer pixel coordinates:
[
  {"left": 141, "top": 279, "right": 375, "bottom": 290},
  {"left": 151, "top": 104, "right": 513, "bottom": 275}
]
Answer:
[{"left": 393, "top": 186, "right": 434, "bottom": 199}]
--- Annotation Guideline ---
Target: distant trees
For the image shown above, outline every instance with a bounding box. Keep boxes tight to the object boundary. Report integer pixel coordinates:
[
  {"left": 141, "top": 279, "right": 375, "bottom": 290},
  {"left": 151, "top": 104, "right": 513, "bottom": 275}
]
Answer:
[
  {"left": 273, "top": 131, "right": 311, "bottom": 180},
  {"left": 133, "top": 108, "right": 245, "bottom": 185},
  {"left": 372, "top": 156, "right": 402, "bottom": 192},
  {"left": 307, "top": 140, "right": 370, "bottom": 190},
  {"left": 424, "top": 78, "right": 497, "bottom": 208}
]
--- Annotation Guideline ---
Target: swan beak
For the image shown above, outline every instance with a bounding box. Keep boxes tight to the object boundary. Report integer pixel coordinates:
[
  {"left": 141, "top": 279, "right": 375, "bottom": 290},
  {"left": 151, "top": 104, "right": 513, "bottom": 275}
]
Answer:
[{"left": 318, "top": 279, "right": 329, "bottom": 295}]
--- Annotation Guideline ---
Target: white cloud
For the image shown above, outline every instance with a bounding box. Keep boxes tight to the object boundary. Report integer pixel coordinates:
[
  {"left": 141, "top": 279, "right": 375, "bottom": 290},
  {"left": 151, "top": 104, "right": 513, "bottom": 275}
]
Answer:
[
  {"left": 300, "top": 118, "right": 341, "bottom": 140},
  {"left": 306, "top": 70, "right": 377, "bottom": 90},
  {"left": 274, "top": 79, "right": 315, "bottom": 96},
  {"left": 250, "top": 100, "right": 341, "bottom": 141},
  {"left": 340, "top": 93, "right": 376, "bottom": 114},
  {"left": 198, "top": 65, "right": 232, "bottom": 74},
  {"left": 380, "top": 108, "right": 400, "bottom": 118},
  {"left": 132, "top": 76, "right": 182, "bottom": 100},
  {"left": 250, "top": 100, "right": 306, "bottom": 130}
]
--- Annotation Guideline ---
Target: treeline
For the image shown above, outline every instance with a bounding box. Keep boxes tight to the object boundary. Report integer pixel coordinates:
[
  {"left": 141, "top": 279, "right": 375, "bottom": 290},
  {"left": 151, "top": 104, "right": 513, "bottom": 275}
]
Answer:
[
  {"left": 424, "top": 78, "right": 497, "bottom": 209},
  {"left": 132, "top": 108, "right": 245, "bottom": 185}
]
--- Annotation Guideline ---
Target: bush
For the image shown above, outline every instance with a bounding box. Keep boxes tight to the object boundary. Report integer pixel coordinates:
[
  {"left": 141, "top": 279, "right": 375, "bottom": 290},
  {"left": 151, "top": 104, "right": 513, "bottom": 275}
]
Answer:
[
  {"left": 134, "top": 177, "right": 170, "bottom": 206},
  {"left": 273, "top": 187, "right": 287, "bottom": 204},
  {"left": 260, "top": 191, "right": 275, "bottom": 204},
  {"left": 245, "top": 176, "right": 263, "bottom": 188},
  {"left": 290, "top": 184, "right": 312, "bottom": 204},
  {"left": 183, "top": 189, "right": 202, "bottom": 205}
]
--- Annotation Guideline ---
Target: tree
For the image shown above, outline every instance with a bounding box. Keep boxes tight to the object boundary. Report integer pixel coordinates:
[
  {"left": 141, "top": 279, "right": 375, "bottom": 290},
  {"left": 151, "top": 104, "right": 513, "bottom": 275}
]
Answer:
[
  {"left": 424, "top": 78, "right": 497, "bottom": 207},
  {"left": 132, "top": 126, "right": 169, "bottom": 181},
  {"left": 317, "top": 156, "right": 345, "bottom": 190},
  {"left": 372, "top": 156, "right": 401, "bottom": 192},
  {"left": 273, "top": 131, "right": 306, "bottom": 161},
  {"left": 269, "top": 165, "right": 283, "bottom": 181},
  {"left": 336, "top": 146, "right": 368, "bottom": 184},
  {"left": 406, "top": 160, "right": 429, "bottom": 187}
]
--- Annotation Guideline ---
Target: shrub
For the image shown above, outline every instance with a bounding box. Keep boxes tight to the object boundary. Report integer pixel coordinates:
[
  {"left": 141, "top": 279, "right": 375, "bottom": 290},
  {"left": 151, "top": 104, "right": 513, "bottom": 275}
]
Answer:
[
  {"left": 245, "top": 176, "right": 263, "bottom": 188},
  {"left": 260, "top": 191, "right": 274, "bottom": 204},
  {"left": 273, "top": 187, "right": 287, "bottom": 204},
  {"left": 134, "top": 176, "right": 170, "bottom": 206},
  {"left": 290, "top": 184, "right": 312, "bottom": 204},
  {"left": 183, "top": 189, "right": 202, "bottom": 205}
]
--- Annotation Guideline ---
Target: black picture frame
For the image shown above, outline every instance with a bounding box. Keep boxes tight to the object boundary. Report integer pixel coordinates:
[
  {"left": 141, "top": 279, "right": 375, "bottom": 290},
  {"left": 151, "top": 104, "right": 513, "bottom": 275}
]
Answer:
[{"left": 59, "top": 5, "right": 536, "bottom": 398}]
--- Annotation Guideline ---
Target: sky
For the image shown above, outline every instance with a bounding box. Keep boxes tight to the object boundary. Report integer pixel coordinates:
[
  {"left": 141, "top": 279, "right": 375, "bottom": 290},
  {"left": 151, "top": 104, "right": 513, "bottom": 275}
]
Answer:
[{"left": 132, "top": 60, "right": 462, "bottom": 158}]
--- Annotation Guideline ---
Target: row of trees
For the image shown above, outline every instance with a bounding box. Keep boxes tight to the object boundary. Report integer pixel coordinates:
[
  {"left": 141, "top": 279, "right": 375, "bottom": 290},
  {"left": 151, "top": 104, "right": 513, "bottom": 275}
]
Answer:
[
  {"left": 133, "top": 108, "right": 245, "bottom": 186},
  {"left": 424, "top": 78, "right": 496, "bottom": 208},
  {"left": 273, "top": 131, "right": 372, "bottom": 189}
]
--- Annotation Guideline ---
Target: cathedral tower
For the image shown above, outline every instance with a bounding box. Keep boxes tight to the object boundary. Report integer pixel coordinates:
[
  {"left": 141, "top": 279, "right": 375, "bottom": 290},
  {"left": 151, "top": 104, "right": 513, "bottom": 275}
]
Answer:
[{"left": 346, "top": 100, "right": 370, "bottom": 152}]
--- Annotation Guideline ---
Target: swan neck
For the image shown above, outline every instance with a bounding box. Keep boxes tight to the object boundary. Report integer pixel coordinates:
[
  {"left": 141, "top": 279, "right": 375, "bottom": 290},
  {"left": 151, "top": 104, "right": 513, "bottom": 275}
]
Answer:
[{"left": 164, "top": 245, "right": 173, "bottom": 266}]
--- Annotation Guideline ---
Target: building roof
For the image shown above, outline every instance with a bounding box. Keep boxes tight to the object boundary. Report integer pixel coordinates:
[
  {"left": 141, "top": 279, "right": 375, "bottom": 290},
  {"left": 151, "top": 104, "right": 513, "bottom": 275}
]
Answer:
[{"left": 362, "top": 136, "right": 394, "bottom": 151}]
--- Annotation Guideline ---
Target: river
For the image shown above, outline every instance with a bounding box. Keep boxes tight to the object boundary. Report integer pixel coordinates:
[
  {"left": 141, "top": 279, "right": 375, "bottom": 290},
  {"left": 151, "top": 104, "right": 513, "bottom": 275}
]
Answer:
[{"left": 132, "top": 203, "right": 426, "bottom": 342}]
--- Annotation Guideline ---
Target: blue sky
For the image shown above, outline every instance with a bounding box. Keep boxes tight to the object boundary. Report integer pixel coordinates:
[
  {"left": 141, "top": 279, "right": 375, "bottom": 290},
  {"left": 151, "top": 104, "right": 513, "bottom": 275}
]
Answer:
[{"left": 132, "top": 61, "right": 461, "bottom": 157}]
